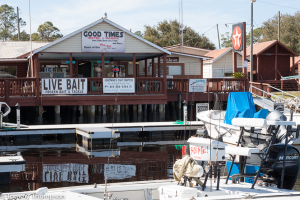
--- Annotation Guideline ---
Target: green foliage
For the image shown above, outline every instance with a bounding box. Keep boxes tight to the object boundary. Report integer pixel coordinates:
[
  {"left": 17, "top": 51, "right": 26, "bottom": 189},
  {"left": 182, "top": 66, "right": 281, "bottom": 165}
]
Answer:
[
  {"left": 259, "top": 12, "right": 300, "bottom": 54},
  {"left": 0, "top": 4, "right": 26, "bottom": 41},
  {"left": 221, "top": 32, "right": 232, "bottom": 48},
  {"left": 10, "top": 30, "right": 29, "bottom": 41},
  {"left": 232, "top": 72, "right": 245, "bottom": 78},
  {"left": 37, "top": 21, "right": 62, "bottom": 42},
  {"left": 246, "top": 28, "right": 263, "bottom": 46},
  {"left": 143, "top": 19, "right": 215, "bottom": 49},
  {"left": 134, "top": 31, "right": 143, "bottom": 37}
]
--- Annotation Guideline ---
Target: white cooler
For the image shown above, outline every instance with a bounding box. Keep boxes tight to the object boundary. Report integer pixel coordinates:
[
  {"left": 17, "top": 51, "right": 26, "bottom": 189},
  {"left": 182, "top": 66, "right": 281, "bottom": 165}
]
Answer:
[
  {"left": 187, "top": 137, "right": 227, "bottom": 161},
  {"left": 158, "top": 185, "right": 198, "bottom": 200}
]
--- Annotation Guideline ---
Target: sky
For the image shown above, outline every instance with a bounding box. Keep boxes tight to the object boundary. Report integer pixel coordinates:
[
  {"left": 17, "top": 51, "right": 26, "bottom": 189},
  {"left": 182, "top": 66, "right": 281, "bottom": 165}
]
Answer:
[{"left": 4, "top": 0, "right": 300, "bottom": 49}]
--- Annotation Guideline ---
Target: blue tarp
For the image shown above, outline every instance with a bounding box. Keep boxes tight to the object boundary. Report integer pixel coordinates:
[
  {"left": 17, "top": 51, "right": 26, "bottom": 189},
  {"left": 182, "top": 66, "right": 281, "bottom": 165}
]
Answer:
[{"left": 224, "top": 92, "right": 257, "bottom": 125}]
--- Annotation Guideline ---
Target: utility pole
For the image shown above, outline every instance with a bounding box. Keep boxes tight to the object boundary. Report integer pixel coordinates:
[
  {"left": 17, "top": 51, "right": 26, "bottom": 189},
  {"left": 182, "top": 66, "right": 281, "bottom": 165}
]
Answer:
[
  {"left": 17, "top": 7, "right": 20, "bottom": 41},
  {"left": 278, "top": 11, "right": 280, "bottom": 41},
  {"left": 250, "top": 0, "right": 255, "bottom": 82},
  {"left": 217, "top": 24, "right": 221, "bottom": 49}
]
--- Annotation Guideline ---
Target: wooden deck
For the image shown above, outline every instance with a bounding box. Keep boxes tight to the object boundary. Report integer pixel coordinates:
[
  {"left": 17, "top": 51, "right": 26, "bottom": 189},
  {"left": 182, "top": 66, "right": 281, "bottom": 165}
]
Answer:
[{"left": 0, "top": 78, "right": 248, "bottom": 106}]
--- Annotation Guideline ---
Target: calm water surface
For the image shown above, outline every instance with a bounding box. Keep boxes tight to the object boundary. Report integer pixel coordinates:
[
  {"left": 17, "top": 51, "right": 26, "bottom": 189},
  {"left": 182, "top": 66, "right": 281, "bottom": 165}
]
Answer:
[{"left": 0, "top": 133, "right": 299, "bottom": 193}]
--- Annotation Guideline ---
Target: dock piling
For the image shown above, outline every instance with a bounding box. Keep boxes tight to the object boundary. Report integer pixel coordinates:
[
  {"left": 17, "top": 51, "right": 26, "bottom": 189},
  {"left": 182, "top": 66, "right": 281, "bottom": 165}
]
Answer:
[{"left": 54, "top": 105, "right": 61, "bottom": 124}]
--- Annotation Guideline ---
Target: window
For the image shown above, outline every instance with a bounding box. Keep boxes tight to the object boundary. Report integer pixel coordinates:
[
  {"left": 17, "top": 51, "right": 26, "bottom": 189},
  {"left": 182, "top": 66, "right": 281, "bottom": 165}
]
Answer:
[
  {"left": 224, "top": 68, "right": 233, "bottom": 77},
  {"left": 0, "top": 66, "right": 17, "bottom": 78},
  {"left": 213, "top": 69, "right": 224, "bottom": 78},
  {"left": 168, "top": 65, "right": 182, "bottom": 75}
]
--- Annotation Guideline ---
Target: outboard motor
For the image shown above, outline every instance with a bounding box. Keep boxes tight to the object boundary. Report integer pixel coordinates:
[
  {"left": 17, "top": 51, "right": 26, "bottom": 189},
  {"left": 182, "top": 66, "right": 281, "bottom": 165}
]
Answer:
[
  {"left": 261, "top": 143, "right": 300, "bottom": 189},
  {"left": 266, "top": 110, "right": 293, "bottom": 144}
]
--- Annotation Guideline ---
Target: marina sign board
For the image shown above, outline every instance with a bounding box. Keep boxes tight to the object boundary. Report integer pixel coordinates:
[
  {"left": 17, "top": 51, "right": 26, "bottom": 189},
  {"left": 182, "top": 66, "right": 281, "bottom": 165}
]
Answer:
[
  {"left": 103, "top": 78, "right": 135, "bottom": 93},
  {"left": 196, "top": 103, "right": 209, "bottom": 121},
  {"left": 232, "top": 23, "right": 244, "bottom": 52},
  {"left": 82, "top": 30, "right": 125, "bottom": 52},
  {"left": 42, "top": 78, "right": 87, "bottom": 94},
  {"left": 43, "top": 163, "right": 89, "bottom": 183},
  {"left": 189, "top": 79, "right": 207, "bottom": 92}
]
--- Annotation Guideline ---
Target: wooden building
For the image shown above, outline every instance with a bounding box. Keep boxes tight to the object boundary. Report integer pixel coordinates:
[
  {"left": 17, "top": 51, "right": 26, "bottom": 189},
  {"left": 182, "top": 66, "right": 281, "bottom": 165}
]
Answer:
[
  {"left": 0, "top": 17, "right": 248, "bottom": 123},
  {"left": 203, "top": 47, "right": 246, "bottom": 78}
]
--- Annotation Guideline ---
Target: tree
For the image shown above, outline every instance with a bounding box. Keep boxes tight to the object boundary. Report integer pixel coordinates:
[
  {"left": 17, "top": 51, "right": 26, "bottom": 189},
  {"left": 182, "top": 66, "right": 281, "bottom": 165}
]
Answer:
[
  {"left": 0, "top": 4, "right": 26, "bottom": 41},
  {"left": 220, "top": 32, "right": 232, "bottom": 48},
  {"left": 134, "top": 31, "right": 143, "bottom": 37},
  {"left": 143, "top": 19, "right": 215, "bottom": 49},
  {"left": 37, "top": 21, "right": 62, "bottom": 42},
  {"left": 246, "top": 28, "right": 263, "bottom": 46},
  {"left": 259, "top": 12, "right": 300, "bottom": 54},
  {"left": 10, "top": 30, "right": 29, "bottom": 41}
]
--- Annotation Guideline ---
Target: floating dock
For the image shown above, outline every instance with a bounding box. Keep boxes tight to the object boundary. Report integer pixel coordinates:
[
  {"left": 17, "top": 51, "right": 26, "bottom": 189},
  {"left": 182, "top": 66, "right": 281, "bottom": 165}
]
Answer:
[{"left": 0, "top": 121, "right": 204, "bottom": 139}]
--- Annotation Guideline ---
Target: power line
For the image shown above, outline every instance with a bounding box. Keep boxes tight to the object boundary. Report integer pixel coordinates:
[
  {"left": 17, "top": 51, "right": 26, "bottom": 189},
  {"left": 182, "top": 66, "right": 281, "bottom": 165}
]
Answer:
[
  {"left": 201, "top": 26, "right": 216, "bottom": 35},
  {"left": 259, "top": 1, "right": 300, "bottom": 10}
]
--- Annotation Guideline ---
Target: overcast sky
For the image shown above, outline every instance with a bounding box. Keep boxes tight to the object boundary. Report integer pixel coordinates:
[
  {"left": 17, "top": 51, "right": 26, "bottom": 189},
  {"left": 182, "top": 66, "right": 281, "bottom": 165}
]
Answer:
[{"left": 5, "top": 0, "right": 300, "bottom": 49}]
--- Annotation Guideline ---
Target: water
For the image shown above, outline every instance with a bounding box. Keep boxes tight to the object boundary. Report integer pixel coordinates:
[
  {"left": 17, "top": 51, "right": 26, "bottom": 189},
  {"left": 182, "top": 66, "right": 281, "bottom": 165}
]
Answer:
[{"left": 0, "top": 133, "right": 300, "bottom": 193}]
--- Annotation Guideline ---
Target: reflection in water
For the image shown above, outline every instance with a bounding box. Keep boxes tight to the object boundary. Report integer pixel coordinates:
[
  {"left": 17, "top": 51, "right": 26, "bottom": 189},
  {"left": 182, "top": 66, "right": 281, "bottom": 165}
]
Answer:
[
  {"left": 0, "top": 144, "right": 182, "bottom": 193},
  {"left": 1, "top": 142, "right": 300, "bottom": 193}
]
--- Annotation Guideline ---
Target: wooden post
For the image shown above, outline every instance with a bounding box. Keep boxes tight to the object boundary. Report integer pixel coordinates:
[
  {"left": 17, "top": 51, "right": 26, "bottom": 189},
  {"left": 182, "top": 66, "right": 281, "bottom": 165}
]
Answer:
[
  {"left": 232, "top": 51, "right": 237, "bottom": 73},
  {"left": 163, "top": 54, "right": 167, "bottom": 95},
  {"left": 242, "top": 22, "right": 247, "bottom": 76},
  {"left": 102, "top": 53, "right": 105, "bottom": 78},
  {"left": 69, "top": 53, "right": 73, "bottom": 78},
  {"left": 133, "top": 53, "right": 136, "bottom": 77},
  {"left": 35, "top": 78, "right": 40, "bottom": 105},
  {"left": 292, "top": 56, "right": 295, "bottom": 76},
  {"left": 152, "top": 58, "right": 155, "bottom": 77},
  {"left": 33, "top": 54, "right": 40, "bottom": 78},
  {"left": 4, "top": 80, "right": 10, "bottom": 104},
  {"left": 158, "top": 56, "right": 161, "bottom": 77},
  {"left": 275, "top": 43, "right": 278, "bottom": 80},
  {"left": 257, "top": 56, "right": 259, "bottom": 81},
  {"left": 145, "top": 59, "right": 148, "bottom": 77}
]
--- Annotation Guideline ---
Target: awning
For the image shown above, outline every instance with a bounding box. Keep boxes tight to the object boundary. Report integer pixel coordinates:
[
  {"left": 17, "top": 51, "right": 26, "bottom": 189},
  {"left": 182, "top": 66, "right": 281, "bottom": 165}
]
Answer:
[{"left": 281, "top": 75, "right": 300, "bottom": 80}]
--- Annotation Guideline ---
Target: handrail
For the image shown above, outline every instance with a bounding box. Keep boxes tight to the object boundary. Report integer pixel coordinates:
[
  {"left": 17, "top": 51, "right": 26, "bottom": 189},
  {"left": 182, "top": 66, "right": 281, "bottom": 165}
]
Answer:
[
  {"left": 276, "top": 68, "right": 283, "bottom": 78},
  {"left": 267, "top": 85, "right": 299, "bottom": 101},
  {"left": 250, "top": 83, "right": 298, "bottom": 112}
]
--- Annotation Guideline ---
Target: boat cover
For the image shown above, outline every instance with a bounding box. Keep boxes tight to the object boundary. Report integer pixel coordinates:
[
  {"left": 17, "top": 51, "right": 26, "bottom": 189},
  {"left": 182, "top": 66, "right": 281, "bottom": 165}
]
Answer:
[{"left": 225, "top": 92, "right": 267, "bottom": 125}]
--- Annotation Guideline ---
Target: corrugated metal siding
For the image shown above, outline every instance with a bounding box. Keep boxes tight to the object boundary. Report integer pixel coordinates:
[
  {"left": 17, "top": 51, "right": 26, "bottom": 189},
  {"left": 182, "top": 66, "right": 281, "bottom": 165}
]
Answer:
[{"left": 43, "top": 21, "right": 162, "bottom": 53}]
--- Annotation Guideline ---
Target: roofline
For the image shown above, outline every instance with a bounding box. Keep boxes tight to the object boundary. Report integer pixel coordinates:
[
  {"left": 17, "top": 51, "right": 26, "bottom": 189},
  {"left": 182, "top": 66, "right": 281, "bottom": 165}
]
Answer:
[
  {"left": 170, "top": 52, "right": 212, "bottom": 60},
  {"left": 33, "top": 18, "right": 171, "bottom": 55},
  {"left": 164, "top": 45, "right": 211, "bottom": 52},
  {"left": 236, "top": 51, "right": 250, "bottom": 61},
  {"left": 204, "top": 47, "right": 232, "bottom": 63},
  {"left": 0, "top": 59, "right": 28, "bottom": 62}
]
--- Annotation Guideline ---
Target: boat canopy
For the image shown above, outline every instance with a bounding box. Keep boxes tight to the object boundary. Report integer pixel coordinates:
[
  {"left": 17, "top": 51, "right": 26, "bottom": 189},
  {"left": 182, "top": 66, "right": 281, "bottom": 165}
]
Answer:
[{"left": 224, "top": 92, "right": 268, "bottom": 125}]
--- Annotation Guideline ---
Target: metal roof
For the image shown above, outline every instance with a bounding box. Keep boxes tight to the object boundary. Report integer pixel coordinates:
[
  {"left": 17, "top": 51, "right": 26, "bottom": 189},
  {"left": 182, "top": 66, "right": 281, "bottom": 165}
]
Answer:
[
  {"left": 0, "top": 41, "right": 49, "bottom": 59},
  {"left": 33, "top": 18, "right": 171, "bottom": 55}
]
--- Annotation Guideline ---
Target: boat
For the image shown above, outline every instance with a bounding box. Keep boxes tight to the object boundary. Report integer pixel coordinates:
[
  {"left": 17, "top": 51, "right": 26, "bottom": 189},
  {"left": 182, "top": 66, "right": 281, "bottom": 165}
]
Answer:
[{"left": 197, "top": 92, "right": 299, "bottom": 149}]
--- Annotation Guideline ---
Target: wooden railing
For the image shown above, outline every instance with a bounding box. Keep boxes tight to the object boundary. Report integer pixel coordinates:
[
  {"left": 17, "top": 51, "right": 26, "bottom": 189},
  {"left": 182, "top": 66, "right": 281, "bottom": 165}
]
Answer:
[
  {"left": 136, "top": 77, "right": 164, "bottom": 94},
  {"left": 0, "top": 78, "right": 249, "bottom": 101},
  {"left": 249, "top": 82, "right": 271, "bottom": 97},
  {"left": 167, "top": 78, "right": 248, "bottom": 93}
]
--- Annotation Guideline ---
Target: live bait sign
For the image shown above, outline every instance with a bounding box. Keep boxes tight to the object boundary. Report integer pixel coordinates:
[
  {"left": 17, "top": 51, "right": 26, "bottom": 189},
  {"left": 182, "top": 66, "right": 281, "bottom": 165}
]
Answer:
[{"left": 42, "top": 78, "right": 87, "bottom": 94}]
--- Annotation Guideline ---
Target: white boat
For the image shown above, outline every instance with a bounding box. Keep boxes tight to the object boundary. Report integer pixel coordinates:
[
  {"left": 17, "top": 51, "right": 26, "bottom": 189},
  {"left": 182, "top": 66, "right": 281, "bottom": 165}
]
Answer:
[{"left": 197, "top": 92, "right": 299, "bottom": 148}]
